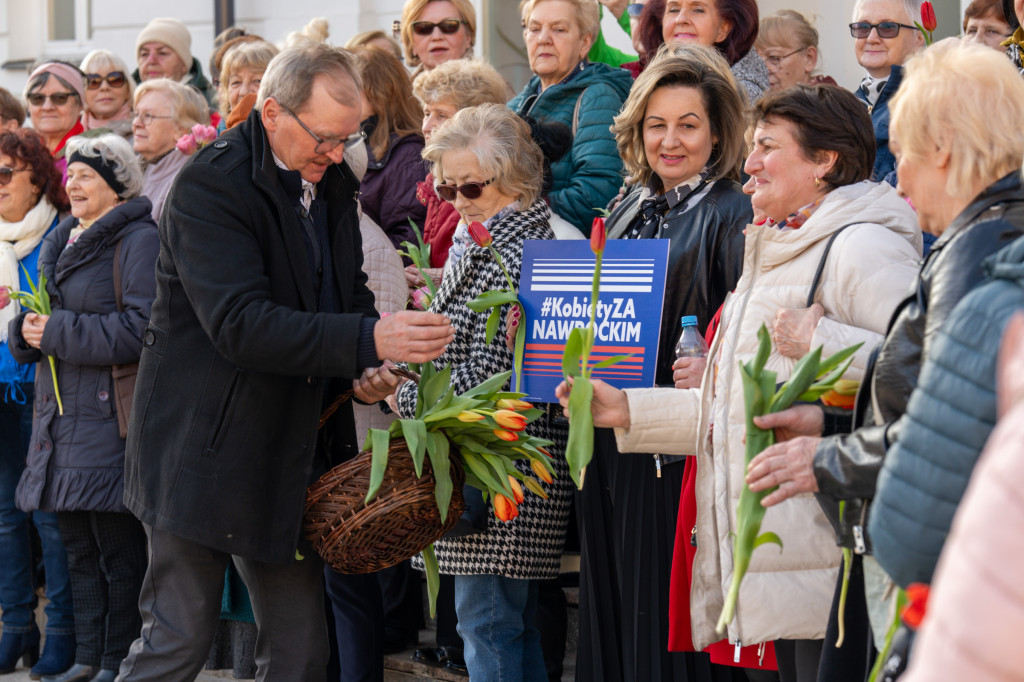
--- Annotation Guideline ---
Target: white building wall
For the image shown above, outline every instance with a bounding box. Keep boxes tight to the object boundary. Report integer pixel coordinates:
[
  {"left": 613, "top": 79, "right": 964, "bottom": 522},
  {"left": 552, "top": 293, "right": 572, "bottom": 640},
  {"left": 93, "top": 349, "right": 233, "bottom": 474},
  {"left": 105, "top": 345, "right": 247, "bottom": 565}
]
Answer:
[{"left": 0, "top": 0, "right": 974, "bottom": 107}]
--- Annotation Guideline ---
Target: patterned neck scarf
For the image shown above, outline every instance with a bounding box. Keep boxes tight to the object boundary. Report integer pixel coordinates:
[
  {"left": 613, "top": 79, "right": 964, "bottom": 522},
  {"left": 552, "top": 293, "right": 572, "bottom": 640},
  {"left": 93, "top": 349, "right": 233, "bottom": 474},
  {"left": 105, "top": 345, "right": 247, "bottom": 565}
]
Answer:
[
  {"left": 1005, "top": 28, "right": 1024, "bottom": 74},
  {"left": 765, "top": 194, "right": 829, "bottom": 231},
  {"left": 859, "top": 74, "right": 888, "bottom": 106},
  {"left": 627, "top": 170, "right": 709, "bottom": 239},
  {"left": 446, "top": 202, "right": 521, "bottom": 273}
]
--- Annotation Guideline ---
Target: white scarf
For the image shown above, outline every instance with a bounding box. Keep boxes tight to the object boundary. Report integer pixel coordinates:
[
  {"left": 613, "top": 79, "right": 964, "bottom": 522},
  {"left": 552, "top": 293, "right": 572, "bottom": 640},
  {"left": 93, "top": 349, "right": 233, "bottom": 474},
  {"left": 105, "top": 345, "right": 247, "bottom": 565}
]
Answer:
[{"left": 0, "top": 198, "right": 57, "bottom": 342}]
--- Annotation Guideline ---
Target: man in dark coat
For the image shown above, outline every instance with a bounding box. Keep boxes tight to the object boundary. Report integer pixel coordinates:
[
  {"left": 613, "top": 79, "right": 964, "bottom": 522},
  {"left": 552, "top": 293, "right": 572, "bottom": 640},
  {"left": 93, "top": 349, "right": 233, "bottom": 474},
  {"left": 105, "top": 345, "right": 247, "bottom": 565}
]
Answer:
[{"left": 117, "top": 44, "right": 453, "bottom": 682}]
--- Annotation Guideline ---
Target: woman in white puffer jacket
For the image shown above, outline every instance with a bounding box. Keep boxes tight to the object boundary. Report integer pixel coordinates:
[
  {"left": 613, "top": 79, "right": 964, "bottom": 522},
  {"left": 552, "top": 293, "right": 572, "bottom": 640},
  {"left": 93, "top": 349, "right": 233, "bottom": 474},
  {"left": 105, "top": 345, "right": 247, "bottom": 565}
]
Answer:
[{"left": 558, "top": 84, "right": 921, "bottom": 682}]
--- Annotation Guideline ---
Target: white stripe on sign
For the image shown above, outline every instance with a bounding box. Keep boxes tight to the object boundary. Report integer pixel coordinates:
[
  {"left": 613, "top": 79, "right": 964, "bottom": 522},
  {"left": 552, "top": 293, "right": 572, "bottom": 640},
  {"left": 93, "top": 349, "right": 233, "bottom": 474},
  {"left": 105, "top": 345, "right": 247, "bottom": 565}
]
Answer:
[
  {"left": 532, "top": 285, "right": 652, "bottom": 292},
  {"left": 533, "top": 269, "right": 654, "bottom": 275},
  {"left": 531, "top": 277, "right": 653, "bottom": 283}
]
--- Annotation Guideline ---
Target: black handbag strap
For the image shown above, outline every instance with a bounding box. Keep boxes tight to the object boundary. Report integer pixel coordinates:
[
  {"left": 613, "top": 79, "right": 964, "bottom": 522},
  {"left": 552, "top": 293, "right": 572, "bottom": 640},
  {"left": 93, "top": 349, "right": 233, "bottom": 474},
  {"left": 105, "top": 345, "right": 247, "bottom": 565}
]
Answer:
[{"left": 805, "top": 223, "right": 858, "bottom": 308}]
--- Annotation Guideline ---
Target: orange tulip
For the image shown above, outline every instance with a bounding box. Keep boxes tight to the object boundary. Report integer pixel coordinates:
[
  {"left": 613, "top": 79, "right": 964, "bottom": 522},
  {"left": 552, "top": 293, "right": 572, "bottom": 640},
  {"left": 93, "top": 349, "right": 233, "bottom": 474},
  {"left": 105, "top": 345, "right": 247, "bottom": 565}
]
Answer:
[
  {"left": 494, "top": 493, "right": 519, "bottom": 521},
  {"left": 493, "top": 409, "right": 527, "bottom": 431},
  {"left": 821, "top": 390, "right": 856, "bottom": 410},
  {"left": 531, "top": 458, "right": 554, "bottom": 484},
  {"left": 496, "top": 398, "right": 533, "bottom": 411},
  {"left": 493, "top": 428, "right": 519, "bottom": 442},
  {"left": 524, "top": 476, "right": 549, "bottom": 499},
  {"left": 507, "top": 476, "right": 525, "bottom": 504},
  {"left": 457, "top": 411, "right": 485, "bottom": 422}
]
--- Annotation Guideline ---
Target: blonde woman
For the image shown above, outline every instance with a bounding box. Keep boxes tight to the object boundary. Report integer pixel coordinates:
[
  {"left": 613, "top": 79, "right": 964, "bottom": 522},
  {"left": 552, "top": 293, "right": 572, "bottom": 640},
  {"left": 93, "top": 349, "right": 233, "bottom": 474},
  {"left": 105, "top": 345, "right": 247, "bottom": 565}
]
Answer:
[
  {"left": 80, "top": 50, "right": 135, "bottom": 136},
  {"left": 398, "top": 0, "right": 477, "bottom": 76}
]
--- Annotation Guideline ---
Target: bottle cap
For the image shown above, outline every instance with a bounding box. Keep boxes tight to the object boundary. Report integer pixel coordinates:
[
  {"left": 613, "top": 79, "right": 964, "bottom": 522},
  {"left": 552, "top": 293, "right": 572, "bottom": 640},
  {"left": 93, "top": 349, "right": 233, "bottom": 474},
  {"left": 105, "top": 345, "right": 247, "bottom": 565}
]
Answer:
[{"left": 681, "top": 315, "right": 698, "bottom": 327}]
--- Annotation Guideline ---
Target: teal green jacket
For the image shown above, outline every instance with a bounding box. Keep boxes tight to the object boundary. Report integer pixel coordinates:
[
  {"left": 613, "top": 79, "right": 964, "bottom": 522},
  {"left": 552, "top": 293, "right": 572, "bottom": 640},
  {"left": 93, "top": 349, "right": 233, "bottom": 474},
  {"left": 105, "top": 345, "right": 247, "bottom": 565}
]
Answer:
[{"left": 508, "top": 63, "right": 633, "bottom": 235}]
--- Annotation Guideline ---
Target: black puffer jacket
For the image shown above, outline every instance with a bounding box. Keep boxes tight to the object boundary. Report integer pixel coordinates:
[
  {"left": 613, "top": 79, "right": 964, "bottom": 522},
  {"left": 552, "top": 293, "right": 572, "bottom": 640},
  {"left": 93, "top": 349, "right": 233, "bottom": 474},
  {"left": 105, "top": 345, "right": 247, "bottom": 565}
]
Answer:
[
  {"left": 605, "top": 178, "right": 750, "bottom": 386},
  {"left": 813, "top": 171, "right": 1024, "bottom": 551},
  {"left": 11, "top": 197, "right": 158, "bottom": 513}
]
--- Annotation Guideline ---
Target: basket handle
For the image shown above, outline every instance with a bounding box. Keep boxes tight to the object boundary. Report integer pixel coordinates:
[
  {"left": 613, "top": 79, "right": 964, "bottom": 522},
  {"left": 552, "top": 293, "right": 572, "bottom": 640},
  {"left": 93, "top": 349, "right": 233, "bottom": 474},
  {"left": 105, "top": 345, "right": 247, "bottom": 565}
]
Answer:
[{"left": 317, "top": 366, "right": 422, "bottom": 429}]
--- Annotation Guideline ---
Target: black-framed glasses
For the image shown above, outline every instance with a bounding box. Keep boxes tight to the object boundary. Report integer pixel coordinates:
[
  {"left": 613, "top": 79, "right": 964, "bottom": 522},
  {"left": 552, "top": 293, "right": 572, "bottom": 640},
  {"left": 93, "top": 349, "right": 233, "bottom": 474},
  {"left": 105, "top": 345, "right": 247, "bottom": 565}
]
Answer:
[
  {"left": 85, "top": 71, "right": 127, "bottom": 90},
  {"left": 435, "top": 178, "right": 495, "bottom": 201},
  {"left": 411, "top": 19, "right": 466, "bottom": 36},
  {"left": 132, "top": 111, "right": 173, "bottom": 126},
  {"left": 26, "top": 92, "right": 77, "bottom": 106},
  {"left": 0, "top": 167, "right": 28, "bottom": 186},
  {"left": 761, "top": 48, "right": 806, "bottom": 68},
  {"left": 849, "top": 21, "right": 918, "bottom": 39},
  {"left": 280, "top": 104, "right": 362, "bottom": 155}
]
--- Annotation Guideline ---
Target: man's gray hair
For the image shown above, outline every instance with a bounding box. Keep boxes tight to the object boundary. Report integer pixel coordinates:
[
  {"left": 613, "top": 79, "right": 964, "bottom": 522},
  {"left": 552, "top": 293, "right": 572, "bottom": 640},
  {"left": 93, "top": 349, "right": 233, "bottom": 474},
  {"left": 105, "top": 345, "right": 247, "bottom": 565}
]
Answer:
[
  {"left": 65, "top": 134, "right": 143, "bottom": 199},
  {"left": 256, "top": 43, "right": 361, "bottom": 112},
  {"left": 852, "top": 0, "right": 921, "bottom": 23}
]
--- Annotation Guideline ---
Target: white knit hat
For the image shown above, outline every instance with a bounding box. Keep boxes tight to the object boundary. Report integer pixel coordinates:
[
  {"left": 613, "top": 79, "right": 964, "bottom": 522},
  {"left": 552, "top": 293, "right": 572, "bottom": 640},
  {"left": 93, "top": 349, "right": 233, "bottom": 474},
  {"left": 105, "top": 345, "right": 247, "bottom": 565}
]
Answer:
[{"left": 136, "top": 17, "right": 192, "bottom": 69}]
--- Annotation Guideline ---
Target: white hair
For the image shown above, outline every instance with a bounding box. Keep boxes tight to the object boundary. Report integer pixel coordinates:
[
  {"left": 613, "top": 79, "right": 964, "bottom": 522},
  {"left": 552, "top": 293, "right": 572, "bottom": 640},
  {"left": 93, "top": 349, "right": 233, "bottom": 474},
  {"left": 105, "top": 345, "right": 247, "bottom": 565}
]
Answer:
[
  {"left": 852, "top": 0, "right": 920, "bottom": 23},
  {"left": 65, "top": 134, "right": 144, "bottom": 199}
]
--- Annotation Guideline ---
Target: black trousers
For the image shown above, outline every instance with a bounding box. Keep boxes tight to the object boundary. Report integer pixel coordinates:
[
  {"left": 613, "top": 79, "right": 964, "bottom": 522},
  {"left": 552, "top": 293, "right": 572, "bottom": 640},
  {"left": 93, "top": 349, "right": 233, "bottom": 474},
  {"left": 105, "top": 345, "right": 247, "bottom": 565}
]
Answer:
[
  {"left": 324, "top": 569, "right": 384, "bottom": 682},
  {"left": 57, "top": 511, "right": 146, "bottom": 671},
  {"left": 117, "top": 524, "right": 328, "bottom": 682}
]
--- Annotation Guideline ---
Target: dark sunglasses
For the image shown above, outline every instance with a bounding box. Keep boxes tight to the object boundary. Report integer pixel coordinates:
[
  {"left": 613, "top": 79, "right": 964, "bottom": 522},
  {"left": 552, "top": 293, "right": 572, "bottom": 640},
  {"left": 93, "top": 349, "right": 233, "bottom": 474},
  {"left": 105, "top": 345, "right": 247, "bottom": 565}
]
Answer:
[
  {"left": 26, "top": 92, "right": 77, "bottom": 106},
  {"left": 435, "top": 178, "right": 495, "bottom": 202},
  {"left": 411, "top": 19, "right": 466, "bottom": 36},
  {"left": 849, "top": 21, "right": 918, "bottom": 39},
  {"left": 85, "top": 71, "right": 127, "bottom": 90},
  {"left": 0, "top": 167, "right": 29, "bottom": 186}
]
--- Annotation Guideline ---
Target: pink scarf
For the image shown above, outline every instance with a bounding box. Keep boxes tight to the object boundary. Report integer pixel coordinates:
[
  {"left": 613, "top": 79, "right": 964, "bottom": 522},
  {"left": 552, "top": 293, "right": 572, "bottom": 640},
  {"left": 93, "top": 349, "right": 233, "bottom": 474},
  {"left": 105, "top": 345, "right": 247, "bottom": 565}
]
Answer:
[{"left": 82, "top": 102, "right": 132, "bottom": 131}]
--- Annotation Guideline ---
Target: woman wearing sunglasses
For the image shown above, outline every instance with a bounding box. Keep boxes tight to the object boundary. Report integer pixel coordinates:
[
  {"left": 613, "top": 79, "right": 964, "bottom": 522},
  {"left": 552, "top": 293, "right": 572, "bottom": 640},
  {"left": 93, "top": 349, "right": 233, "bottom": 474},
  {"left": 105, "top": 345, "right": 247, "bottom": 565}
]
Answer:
[
  {"left": 79, "top": 50, "right": 135, "bottom": 138},
  {"left": 399, "top": 0, "right": 476, "bottom": 77},
  {"left": 383, "top": 104, "right": 572, "bottom": 682},
  {"left": 22, "top": 62, "right": 86, "bottom": 182},
  {"left": 0, "top": 129, "right": 75, "bottom": 680}
]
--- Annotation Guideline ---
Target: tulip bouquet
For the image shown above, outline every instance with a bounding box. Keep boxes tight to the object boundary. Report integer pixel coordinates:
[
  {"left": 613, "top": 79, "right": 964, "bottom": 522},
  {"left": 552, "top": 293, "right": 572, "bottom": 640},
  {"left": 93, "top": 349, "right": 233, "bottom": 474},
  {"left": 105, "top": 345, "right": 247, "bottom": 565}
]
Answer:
[
  {"left": 561, "top": 217, "right": 631, "bottom": 489},
  {"left": 916, "top": 1, "right": 937, "bottom": 44},
  {"left": 716, "top": 325, "right": 861, "bottom": 634},
  {"left": 463, "top": 221, "right": 527, "bottom": 391},
  {"left": 175, "top": 124, "right": 219, "bottom": 156},
  {"left": 363, "top": 362, "right": 556, "bottom": 614},
  {"left": 9, "top": 265, "right": 62, "bottom": 414}
]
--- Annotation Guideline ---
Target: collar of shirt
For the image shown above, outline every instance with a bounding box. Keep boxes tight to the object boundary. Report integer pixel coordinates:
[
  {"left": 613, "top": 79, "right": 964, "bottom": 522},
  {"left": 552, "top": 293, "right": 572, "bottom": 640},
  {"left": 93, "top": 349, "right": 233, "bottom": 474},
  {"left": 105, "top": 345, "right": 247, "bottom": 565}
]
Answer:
[
  {"left": 858, "top": 74, "right": 888, "bottom": 106},
  {"left": 272, "top": 151, "right": 317, "bottom": 203},
  {"left": 637, "top": 169, "right": 708, "bottom": 210}
]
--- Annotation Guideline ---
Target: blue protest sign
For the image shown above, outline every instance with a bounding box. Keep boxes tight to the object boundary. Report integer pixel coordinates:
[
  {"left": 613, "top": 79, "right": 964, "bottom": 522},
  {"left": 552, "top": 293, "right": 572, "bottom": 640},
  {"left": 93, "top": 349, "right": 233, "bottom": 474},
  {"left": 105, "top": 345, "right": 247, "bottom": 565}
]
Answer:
[{"left": 517, "top": 239, "right": 670, "bottom": 402}]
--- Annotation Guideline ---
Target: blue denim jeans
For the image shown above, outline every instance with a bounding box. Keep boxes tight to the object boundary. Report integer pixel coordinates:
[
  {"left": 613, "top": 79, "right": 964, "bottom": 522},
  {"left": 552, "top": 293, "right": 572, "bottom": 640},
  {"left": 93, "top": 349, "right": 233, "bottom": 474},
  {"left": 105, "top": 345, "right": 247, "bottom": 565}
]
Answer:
[
  {"left": 453, "top": 575, "right": 546, "bottom": 682},
  {"left": 0, "top": 387, "right": 73, "bottom": 634}
]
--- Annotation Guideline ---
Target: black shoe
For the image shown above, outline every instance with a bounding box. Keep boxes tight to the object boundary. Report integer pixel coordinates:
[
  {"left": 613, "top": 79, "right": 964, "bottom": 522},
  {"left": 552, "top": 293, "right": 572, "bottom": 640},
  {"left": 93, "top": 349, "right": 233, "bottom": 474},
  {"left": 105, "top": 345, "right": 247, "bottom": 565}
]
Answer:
[
  {"left": 412, "top": 647, "right": 447, "bottom": 667},
  {"left": 382, "top": 627, "right": 417, "bottom": 655},
  {"left": 41, "top": 663, "right": 95, "bottom": 682},
  {"left": 444, "top": 660, "right": 469, "bottom": 677},
  {"left": 0, "top": 626, "right": 40, "bottom": 674}
]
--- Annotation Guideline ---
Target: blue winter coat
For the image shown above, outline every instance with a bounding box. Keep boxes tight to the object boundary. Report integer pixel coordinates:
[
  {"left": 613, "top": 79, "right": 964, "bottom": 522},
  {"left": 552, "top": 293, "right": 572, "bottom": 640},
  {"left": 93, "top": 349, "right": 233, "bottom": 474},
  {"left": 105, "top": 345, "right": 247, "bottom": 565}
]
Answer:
[
  {"left": 1, "top": 213, "right": 59, "bottom": 399},
  {"left": 11, "top": 198, "right": 158, "bottom": 513},
  {"left": 870, "top": 234, "right": 1024, "bottom": 587},
  {"left": 508, "top": 62, "right": 633, "bottom": 235},
  {"left": 855, "top": 64, "right": 902, "bottom": 181}
]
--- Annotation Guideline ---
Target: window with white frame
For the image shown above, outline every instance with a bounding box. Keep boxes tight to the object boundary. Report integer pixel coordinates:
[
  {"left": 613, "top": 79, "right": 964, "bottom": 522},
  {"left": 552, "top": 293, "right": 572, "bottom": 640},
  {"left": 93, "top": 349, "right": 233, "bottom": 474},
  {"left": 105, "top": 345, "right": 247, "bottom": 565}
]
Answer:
[{"left": 45, "top": 0, "right": 92, "bottom": 47}]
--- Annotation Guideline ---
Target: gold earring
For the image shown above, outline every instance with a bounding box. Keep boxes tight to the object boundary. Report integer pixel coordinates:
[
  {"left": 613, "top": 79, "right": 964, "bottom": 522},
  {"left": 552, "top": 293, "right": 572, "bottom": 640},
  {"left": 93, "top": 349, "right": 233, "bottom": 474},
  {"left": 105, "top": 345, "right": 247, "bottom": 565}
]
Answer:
[{"left": 814, "top": 176, "right": 821, "bottom": 188}]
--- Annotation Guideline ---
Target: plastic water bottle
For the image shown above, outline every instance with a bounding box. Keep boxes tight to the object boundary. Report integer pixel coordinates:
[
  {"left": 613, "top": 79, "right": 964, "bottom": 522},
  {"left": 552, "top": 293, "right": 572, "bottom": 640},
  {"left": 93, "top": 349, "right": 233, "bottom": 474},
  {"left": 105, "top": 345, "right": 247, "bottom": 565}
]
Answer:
[{"left": 675, "top": 315, "right": 708, "bottom": 359}]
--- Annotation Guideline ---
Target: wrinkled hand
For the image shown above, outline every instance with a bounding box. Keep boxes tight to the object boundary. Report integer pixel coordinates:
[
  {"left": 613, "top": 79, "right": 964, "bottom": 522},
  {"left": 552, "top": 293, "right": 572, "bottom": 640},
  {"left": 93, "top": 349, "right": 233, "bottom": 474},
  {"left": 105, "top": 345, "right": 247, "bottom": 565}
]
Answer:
[
  {"left": 0, "top": 286, "right": 9, "bottom": 310},
  {"left": 353, "top": 362, "right": 406, "bottom": 404},
  {"left": 672, "top": 356, "right": 706, "bottom": 389},
  {"left": 504, "top": 304, "right": 521, "bottom": 352},
  {"left": 745, "top": 436, "right": 821, "bottom": 506},
  {"left": 374, "top": 311, "right": 454, "bottom": 363},
  {"left": 772, "top": 303, "right": 824, "bottom": 359},
  {"left": 22, "top": 312, "right": 49, "bottom": 349},
  {"left": 404, "top": 266, "right": 442, "bottom": 291},
  {"left": 555, "top": 376, "right": 631, "bottom": 429},
  {"left": 752, "top": 404, "right": 825, "bottom": 442},
  {"left": 598, "top": 0, "right": 630, "bottom": 18}
]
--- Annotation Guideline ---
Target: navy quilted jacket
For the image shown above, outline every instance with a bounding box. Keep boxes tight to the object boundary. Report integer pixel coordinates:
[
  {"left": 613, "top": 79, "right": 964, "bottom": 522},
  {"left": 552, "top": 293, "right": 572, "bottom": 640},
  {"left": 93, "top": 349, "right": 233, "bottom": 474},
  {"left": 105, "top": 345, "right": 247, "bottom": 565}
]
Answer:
[
  {"left": 508, "top": 62, "right": 633, "bottom": 235},
  {"left": 870, "top": 235, "right": 1024, "bottom": 587}
]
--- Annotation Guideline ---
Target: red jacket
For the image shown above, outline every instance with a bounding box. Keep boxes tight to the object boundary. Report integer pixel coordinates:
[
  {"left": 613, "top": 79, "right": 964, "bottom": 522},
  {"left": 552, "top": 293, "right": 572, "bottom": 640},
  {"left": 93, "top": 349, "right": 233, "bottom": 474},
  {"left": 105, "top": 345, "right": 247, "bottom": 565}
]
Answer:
[{"left": 416, "top": 173, "right": 460, "bottom": 269}]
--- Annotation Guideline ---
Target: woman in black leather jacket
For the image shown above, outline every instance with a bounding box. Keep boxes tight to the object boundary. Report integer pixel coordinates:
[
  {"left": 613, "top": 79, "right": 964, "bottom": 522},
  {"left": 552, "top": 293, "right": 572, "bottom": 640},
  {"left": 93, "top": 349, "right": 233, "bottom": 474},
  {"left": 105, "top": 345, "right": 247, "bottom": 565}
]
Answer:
[
  {"left": 576, "top": 44, "right": 750, "bottom": 682},
  {"left": 745, "top": 40, "right": 1024, "bottom": 679}
]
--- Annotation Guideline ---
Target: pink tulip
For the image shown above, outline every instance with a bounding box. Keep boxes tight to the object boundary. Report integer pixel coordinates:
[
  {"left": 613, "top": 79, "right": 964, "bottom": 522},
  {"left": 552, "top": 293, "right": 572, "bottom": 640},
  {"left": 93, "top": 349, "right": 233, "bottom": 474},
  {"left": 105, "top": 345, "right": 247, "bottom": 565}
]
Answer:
[
  {"left": 176, "top": 134, "right": 198, "bottom": 156},
  {"left": 192, "top": 124, "right": 218, "bottom": 145},
  {"left": 0, "top": 286, "right": 10, "bottom": 310}
]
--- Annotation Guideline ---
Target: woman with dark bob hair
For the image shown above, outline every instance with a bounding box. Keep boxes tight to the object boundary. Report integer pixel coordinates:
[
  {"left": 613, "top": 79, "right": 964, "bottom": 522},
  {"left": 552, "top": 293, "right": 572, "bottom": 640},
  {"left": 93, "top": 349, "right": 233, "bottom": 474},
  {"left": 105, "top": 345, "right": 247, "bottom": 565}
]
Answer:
[
  {"left": 575, "top": 44, "right": 751, "bottom": 682},
  {"left": 558, "top": 83, "right": 920, "bottom": 682},
  {"left": 635, "top": 0, "right": 768, "bottom": 101},
  {"left": 0, "top": 129, "right": 74, "bottom": 679}
]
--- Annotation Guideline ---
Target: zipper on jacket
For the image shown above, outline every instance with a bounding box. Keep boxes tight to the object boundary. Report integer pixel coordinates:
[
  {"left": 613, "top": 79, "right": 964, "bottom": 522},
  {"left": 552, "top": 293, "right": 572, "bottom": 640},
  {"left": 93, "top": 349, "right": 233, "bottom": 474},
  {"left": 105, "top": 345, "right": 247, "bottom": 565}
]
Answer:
[
  {"left": 690, "top": 522, "right": 698, "bottom": 547},
  {"left": 757, "top": 642, "right": 767, "bottom": 666},
  {"left": 733, "top": 640, "right": 742, "bottom": 663},
  {"left": 852, "top": 502, "right": 869, "bottom": 554},
  {"left": 653, "top": 454, "right": 662, "bottom": 478}
]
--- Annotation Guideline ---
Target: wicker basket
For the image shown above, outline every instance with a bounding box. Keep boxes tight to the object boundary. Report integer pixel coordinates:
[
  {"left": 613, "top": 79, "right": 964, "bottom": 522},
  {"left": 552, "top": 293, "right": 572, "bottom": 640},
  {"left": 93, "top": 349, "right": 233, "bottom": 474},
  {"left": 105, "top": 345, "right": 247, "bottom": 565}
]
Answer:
[{"left": 304, "top": 437, "right": 466, "bottom": 574}]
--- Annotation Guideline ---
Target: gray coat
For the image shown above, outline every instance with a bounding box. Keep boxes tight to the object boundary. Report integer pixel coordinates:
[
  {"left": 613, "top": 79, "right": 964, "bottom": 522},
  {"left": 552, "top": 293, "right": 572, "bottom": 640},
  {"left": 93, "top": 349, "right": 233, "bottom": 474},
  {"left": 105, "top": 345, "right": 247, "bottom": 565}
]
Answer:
[
  {"left": 11, "top": 197, "right": 158, "bottom": 513},
  {"left": 869, "top": 235, "right": 1024, "bottom": 587}
]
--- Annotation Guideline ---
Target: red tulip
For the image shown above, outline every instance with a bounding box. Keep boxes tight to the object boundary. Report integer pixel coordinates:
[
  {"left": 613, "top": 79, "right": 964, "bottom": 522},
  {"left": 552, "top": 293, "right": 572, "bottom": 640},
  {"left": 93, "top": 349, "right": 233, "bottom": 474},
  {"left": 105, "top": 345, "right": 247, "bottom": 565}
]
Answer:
[
  {"left": 590, "top": 217, "right": 606, "bottom": 254},
  {"left": 900, "top": 583, "right": 930, "bottom": 630},
  {"left": 494, "top": 494, "right": 519, "bottom": 521},
  {"left": 507, "top": 476, "right": 525, "bottom": 505},
  {"left": 493, "top": 409, "right": 527, "bottom": 431},
  {"left": 920, "top": 2, "right": 937, "bottom": 32},
  {"left": 468, "top": 221, "right": 492, "bottom": 248}
]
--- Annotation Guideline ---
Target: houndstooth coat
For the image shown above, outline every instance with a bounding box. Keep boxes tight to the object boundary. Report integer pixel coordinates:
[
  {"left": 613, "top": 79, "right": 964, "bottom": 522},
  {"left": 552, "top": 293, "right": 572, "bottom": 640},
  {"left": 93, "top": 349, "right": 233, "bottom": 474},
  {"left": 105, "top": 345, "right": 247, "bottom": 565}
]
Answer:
[{"left": 397, "top": 200, "right": 573, "bottom": 580}]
